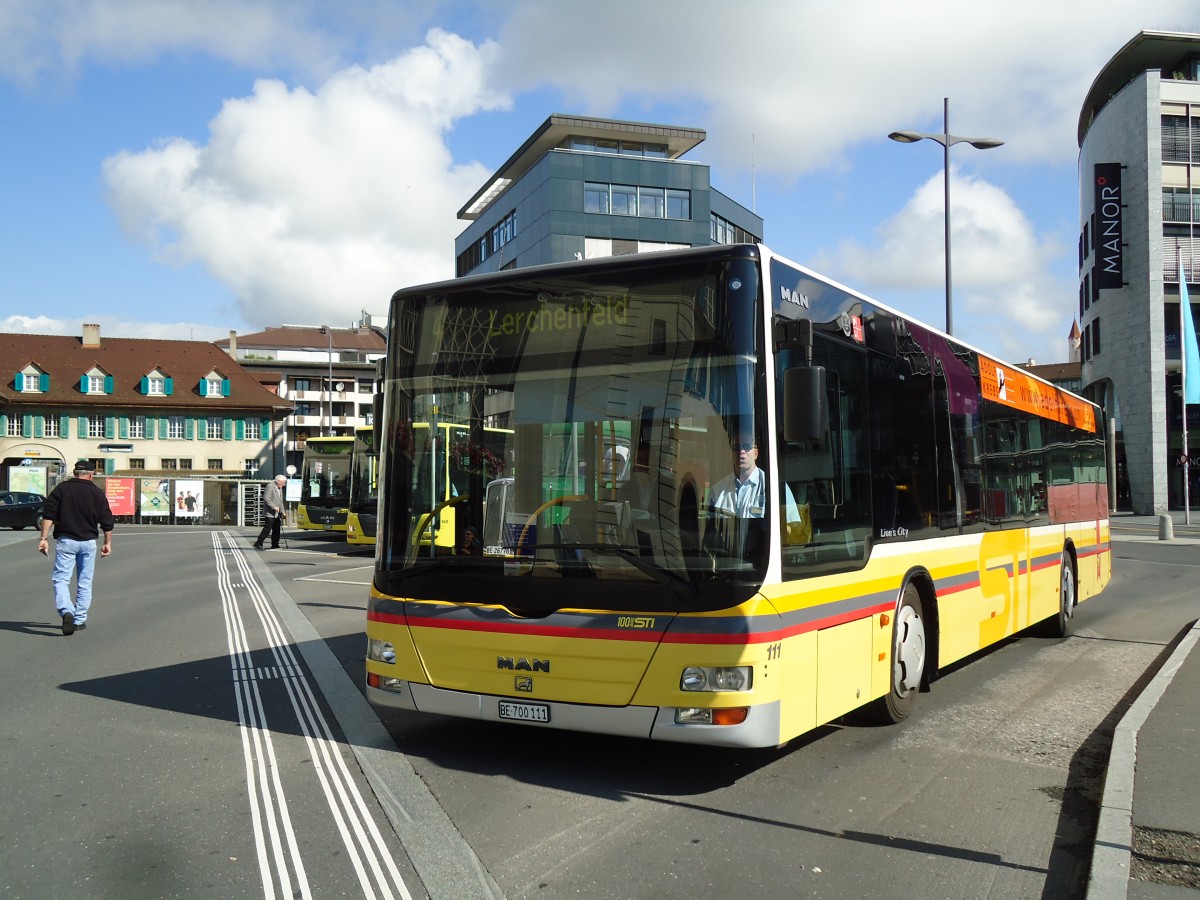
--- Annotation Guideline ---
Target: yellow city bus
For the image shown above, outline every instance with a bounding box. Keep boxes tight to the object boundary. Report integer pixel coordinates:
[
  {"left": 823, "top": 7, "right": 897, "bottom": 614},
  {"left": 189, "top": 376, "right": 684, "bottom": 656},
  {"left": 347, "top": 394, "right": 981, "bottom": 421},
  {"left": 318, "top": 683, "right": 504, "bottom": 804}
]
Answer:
[
  {"left": 346, "top": 426, "right": 378, "bottom": 546},
  {"left": 297, "top": 435, "right": 353, "bottom": 531},
  {"left": 365, "top": 245, "right": 1111, "bottom": 749}
]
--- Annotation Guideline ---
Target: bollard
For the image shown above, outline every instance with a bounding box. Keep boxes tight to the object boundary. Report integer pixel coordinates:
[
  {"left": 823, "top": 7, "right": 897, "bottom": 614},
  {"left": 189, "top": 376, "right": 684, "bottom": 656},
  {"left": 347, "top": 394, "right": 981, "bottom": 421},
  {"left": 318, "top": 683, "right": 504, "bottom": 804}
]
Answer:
[{"left": 1159, "top": 514, "right": 1174, "bottom": 541}]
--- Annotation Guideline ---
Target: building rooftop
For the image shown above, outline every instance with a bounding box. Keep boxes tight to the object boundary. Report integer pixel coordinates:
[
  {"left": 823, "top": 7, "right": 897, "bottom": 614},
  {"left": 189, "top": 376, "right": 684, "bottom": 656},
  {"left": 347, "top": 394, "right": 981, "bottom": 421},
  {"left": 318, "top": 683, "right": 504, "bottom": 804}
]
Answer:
[
  {"left": 1017, "top": 360, "right": 1083, "bottom": 383},
  {"left": 217, "top": 324, "right": 386, "bottom": 353},
  {"left": 1, "top": 327, "right": 289, "bottom": 413},
  {"left": 1078, "top": 30, "right": 1200, "bottom": 146},
  {"left": 458, "top": 113, "right": 706, "bottom": 220}
]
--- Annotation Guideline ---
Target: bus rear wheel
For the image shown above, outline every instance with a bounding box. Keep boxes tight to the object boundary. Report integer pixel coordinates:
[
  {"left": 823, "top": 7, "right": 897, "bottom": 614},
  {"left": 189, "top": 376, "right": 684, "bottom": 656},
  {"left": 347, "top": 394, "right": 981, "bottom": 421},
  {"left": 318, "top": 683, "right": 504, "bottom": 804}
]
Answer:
[{"left": 872, "top": 583, "right": 926, "bottom": 724}]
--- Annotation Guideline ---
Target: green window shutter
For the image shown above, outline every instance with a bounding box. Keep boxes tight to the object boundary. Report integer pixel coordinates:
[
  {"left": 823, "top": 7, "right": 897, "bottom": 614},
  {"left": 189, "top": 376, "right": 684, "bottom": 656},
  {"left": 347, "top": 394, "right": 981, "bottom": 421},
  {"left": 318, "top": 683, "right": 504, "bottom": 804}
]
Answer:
[
  {"left": 22, "top": 414, "right": 33, "bottom": 438},
  {"left": 39, "top": 373, "right": 50, "bottom": 391},
  {"left": 261, "top": 418, "right": 270, "bottom": 437},
  {"left": 104, "top": 375, "right": 114, "bottom": 394},
  {"left": 185, "top": 418, "right": 194, "bottom": 440},
  {"left": 119, "top": 417, "right": 129, "bottom": 439},
  {"left": 78, "top": 416, "right": 87, "bottom": 437},
  {"left": 12, "top": 372, "right": 19, "bottom": 390},
  {"left": 164, "top": 377, "right": 173, "bottom": 396},
  {"left": 59, "top": 415, "right": 69, "bottom": 437},
  {"left": 236, "top": 419, "right": 245, "bottom": 440},
  {"left": 221, "top": 378, "right": 231, "bottom": 397},
  {"left": 198, "top": 418, "right": 207, "bottom": 441},
  {"left": 145, "top": 417, "right": 156, "bottom": 440},
  {"left": 105, "top": 458, "right": 115, "bottom": 475},
  {"left": 223, "top": 418, "right": 233, "bottom": 441},
  {"left": 105, "top": 416, "right": 116, "bottom": 439},
  {"left": 34, "top": 416, "right": 44, "bottom": 439},
  {"left": 80, "top": 375, "right": 88, "bottom": 393},
  {"left": 198, "top": 378, "right": 207, "bottom": 397},
  {"left": 140, "top": 376, "right": 149, "bottom": 394},
  {"left": 0, "top": 414, "right": 6, "bottom": 434}
]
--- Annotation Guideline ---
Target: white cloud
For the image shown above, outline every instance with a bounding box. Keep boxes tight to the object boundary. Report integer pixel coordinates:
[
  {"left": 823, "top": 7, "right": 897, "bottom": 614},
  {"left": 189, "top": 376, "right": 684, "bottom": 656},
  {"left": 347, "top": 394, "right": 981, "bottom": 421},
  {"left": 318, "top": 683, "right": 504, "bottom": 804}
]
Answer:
[
  {"left": 1, "top": 314, "right": 228, "bottom": 342},
  {"left": 497, "top": 0, "right": 1197, "bottom": 172},
  {"left": 102, "top": 28, "right": 509, "bottom": 328},
  {"left": 0, "top": 0, "right": 346, "bottom": 86},
  {"left": 816, "top": 168, "right": 1072, "bottom": 364}
]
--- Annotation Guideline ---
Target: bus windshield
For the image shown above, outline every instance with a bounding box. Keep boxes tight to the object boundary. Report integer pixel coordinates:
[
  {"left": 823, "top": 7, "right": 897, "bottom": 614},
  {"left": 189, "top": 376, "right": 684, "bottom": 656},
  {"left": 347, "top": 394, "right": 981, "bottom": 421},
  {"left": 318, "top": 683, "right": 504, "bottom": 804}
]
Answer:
[
  {"left": 298, "top": 436, "right": 353, "bottom": 530},
  {"left": 377, "top": 250, "right": 772, "bottom": 608}
]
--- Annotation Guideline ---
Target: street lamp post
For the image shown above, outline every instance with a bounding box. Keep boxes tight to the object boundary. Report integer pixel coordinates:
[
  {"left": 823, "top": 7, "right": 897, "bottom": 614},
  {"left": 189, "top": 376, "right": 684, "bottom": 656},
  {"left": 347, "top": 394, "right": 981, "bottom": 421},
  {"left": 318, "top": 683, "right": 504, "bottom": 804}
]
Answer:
[{"left": 889, "top": 98, "right": 1003, "bottom": 336}]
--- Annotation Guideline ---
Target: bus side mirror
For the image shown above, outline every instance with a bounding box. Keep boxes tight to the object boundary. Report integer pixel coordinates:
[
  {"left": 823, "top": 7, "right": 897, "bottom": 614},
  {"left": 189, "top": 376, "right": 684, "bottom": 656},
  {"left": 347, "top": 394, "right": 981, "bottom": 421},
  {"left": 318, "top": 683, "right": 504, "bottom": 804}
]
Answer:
[{"left": 783, "top": 366, "right": 828, "bottom": 443}]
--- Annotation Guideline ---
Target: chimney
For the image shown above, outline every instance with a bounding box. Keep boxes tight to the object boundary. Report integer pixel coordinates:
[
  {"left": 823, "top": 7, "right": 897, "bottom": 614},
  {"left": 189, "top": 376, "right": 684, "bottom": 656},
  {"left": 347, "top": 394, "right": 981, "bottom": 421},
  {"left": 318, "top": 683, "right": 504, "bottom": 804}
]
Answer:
[
  {"left": 227, "top": 330, "right": 238, "bottom": 357},
  {"left": 82, "top": 323, "right": 101, "bottom": 347}
]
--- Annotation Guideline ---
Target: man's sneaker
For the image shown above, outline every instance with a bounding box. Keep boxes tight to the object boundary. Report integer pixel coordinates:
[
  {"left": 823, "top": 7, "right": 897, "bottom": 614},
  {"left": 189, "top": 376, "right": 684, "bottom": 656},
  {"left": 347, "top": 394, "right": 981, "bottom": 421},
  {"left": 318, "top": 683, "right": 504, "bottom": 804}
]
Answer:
[
  {"left": 76, "top": 623, "right": 87, "bottom": 631},
  {"left": 61, "top": 612, "right": 76, "bottom": 636},
  {"left": 253, "top": 543, "right": 264, "bottom": 550}
]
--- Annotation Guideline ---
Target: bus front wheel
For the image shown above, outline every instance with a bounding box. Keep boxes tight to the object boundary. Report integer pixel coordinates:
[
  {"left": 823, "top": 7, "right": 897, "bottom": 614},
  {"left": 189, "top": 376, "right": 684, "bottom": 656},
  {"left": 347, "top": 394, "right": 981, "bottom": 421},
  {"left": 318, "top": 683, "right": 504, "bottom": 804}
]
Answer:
[
  {"left": 872, "top": 583, "right": 926, "bottom": 724},
  {"left": 1042, "top": 549, "right": 1076, "bottom": 639}
]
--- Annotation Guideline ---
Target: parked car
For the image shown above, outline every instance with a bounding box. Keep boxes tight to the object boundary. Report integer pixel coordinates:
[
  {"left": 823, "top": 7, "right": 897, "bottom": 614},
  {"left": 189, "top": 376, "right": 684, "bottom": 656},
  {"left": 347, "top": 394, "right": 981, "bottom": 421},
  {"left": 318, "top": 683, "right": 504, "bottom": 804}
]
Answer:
[{"left": 0, "top": 491, "right": 45, "bottom": 530}]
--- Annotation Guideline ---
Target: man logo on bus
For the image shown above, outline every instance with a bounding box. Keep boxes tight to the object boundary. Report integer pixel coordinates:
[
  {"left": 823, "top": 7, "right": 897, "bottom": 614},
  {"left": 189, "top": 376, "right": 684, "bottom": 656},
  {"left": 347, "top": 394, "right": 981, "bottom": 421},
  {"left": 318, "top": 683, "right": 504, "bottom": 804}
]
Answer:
[
  {"left": 497, "top": 656, "right": 550, "bottom": 673},
  {"left": 780, "top": 286, "right": 810, "bottom": 309}
]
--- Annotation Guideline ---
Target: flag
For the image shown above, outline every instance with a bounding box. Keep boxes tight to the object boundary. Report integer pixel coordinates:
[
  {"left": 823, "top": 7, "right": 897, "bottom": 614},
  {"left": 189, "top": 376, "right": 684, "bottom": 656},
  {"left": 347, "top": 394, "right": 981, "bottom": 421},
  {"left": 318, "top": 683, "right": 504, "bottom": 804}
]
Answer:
[{"left": 1182, "top": 249, "right": 1200, "bottom": 406}]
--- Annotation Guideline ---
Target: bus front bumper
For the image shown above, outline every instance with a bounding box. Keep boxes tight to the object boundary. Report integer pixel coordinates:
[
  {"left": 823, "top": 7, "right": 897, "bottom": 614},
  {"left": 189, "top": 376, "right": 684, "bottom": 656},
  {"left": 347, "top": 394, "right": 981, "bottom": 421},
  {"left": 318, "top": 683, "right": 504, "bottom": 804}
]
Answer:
[{"left": 365, "top": 681, "right": 783, "bottom": 749}]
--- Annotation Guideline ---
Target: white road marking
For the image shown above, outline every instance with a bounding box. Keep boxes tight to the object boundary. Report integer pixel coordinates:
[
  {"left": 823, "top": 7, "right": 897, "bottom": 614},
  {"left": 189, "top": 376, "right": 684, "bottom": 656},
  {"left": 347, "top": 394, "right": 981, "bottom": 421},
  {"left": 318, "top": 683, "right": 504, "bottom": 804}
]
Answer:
[{"left": 211, "top": 531, "right": 413, "bottom": 900}]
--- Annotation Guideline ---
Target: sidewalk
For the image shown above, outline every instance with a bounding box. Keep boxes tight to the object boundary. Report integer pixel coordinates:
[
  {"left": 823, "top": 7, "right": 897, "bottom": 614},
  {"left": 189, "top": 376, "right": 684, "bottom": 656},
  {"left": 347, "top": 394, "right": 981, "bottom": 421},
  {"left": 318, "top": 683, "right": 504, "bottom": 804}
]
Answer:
[{"left": 1090, "top": 513, "right": 1200, "bottom": 898}]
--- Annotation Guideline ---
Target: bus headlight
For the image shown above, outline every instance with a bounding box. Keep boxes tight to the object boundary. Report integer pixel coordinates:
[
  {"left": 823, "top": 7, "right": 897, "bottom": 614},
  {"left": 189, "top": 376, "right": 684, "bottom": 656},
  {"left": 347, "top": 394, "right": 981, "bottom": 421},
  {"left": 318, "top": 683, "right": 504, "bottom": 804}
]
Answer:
[
  {"left": 367, "top": 638, "right": 396, "bottom": 665},
  {"left": 680, "top": 666, "right": 752, "bottom": 692}
]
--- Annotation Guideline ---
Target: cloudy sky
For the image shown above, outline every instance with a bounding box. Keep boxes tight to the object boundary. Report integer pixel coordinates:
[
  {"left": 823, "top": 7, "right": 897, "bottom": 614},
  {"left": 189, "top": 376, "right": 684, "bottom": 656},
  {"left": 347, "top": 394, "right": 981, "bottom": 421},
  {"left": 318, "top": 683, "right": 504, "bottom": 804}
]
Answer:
[{"left": 2, "top": 0, "right": 1197, "bottom": 366}]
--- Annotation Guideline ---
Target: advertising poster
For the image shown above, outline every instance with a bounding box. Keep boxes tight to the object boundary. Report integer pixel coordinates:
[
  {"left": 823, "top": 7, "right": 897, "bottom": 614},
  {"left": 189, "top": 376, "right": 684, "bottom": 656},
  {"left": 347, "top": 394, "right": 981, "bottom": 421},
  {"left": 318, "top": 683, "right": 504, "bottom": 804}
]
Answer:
[
  {"left": 174, "top": 479, "right": 204, "bottom": 518},
  {"left": 8, "top": 465, "right": 48, "bottom": 495},
  {"left": 139, "top": 479, "right": 172, "bottom": 517},
  {"left": 104, "top": 477, "right": 136, "bottom": 516}
]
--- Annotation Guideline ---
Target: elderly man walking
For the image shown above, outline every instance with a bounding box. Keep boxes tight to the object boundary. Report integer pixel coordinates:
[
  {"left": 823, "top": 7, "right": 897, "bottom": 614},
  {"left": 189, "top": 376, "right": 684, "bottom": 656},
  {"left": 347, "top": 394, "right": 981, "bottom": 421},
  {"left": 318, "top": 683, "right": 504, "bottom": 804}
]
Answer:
[
  {"left": 254, "top": 474, "right": 288, "bottom": 550},
  {"left": 37, "top": 460, "right": 115, "bottom": 636}
]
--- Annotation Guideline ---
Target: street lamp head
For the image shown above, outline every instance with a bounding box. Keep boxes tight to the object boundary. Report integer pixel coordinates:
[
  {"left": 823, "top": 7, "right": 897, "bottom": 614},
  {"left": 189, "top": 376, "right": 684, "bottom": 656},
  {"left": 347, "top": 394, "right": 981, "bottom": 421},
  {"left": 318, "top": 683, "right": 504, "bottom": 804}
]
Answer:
[
  {"left": 967, "top": 137, "right": 1004, "bottom": 150},
  {"left": 888, "top": 130, "right": 926, "bottom": 144}
]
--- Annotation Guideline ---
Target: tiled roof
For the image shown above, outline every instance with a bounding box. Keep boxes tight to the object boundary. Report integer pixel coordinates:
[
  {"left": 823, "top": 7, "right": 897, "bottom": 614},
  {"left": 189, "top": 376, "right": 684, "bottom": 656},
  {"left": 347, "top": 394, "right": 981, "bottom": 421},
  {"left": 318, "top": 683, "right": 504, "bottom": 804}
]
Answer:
[
  {"left": 1, "top": 331, "right": 291, "bottom": 413},
  {"left": 217, "top": 325, "right": 386, "bottom": 352}
]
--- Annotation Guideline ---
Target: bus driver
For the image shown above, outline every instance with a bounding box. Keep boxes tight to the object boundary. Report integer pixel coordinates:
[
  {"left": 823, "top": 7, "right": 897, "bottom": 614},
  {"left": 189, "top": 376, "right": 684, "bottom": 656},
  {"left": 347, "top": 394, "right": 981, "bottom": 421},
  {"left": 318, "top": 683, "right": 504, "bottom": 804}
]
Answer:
[{"left": 707, "top": 436, "right": 801, "bottom": 560}]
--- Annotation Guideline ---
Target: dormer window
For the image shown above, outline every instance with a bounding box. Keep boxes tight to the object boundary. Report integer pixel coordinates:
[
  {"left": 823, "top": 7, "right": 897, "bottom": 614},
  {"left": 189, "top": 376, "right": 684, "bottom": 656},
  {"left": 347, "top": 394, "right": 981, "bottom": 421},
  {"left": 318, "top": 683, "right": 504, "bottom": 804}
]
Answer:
[
  {"left": 16, "top": 365, "right": 48, "bottom": 393},
  {"left": 199, "top": 369, "right": 230, "bottom": 398},
  {"left": 140, "top": 369, "right": 173, "bottom": 396},
  {"left": 81, "top": 367, "right": 112, "bottom": 395}
]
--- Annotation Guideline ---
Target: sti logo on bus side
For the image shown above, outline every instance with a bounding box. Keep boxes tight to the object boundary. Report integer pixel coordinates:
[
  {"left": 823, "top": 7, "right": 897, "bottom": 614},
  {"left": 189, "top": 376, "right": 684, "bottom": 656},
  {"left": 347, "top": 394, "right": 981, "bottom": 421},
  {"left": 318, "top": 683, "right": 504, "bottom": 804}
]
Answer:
[
  {"left": 497, "top": 657, "right": 550, "bottom": 673},
  {"left": 780, "top": 286, "right": 810, "bottom": 309}
]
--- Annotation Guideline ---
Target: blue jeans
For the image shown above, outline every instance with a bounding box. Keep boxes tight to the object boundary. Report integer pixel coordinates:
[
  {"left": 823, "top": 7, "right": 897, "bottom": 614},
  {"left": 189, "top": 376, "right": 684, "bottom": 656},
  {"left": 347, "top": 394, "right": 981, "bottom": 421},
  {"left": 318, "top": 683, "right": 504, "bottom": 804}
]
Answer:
[{"left": 52, "top": 537, "right": 98, "bottom": 623}]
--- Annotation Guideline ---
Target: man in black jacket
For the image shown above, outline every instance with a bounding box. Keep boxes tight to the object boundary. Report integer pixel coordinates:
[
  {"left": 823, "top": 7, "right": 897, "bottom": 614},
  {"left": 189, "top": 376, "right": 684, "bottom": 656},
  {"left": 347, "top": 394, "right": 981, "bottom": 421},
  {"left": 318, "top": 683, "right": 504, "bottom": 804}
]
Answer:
[{"left": 37, "top": 460, "right": 115, "bottom": 636}]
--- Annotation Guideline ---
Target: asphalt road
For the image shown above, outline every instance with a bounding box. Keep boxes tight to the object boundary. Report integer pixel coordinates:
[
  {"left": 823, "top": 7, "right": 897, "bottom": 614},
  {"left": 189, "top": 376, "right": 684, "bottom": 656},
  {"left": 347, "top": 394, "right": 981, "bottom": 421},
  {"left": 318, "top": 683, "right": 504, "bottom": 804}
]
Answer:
[{"left": 3, "top": 520, "right": 1198, "bottom": 899}]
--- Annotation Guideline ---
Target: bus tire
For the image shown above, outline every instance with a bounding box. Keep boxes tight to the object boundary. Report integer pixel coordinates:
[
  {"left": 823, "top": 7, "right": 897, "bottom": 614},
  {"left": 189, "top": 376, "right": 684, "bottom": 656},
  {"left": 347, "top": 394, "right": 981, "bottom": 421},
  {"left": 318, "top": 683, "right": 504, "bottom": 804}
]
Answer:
[
  {"left": 871, "top": 582, "right": 926, "bottom": 724},
  {"left": 1042, "top": 548, "right": 1076, "bottom": 639}
]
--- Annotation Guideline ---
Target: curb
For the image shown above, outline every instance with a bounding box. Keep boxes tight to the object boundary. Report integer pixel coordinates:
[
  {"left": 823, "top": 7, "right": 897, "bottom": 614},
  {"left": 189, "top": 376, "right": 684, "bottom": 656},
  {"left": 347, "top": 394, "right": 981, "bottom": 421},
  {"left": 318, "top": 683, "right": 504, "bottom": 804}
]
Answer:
[{"left": 1087, "top": 619, "right": 1200, "bottom": 899}]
